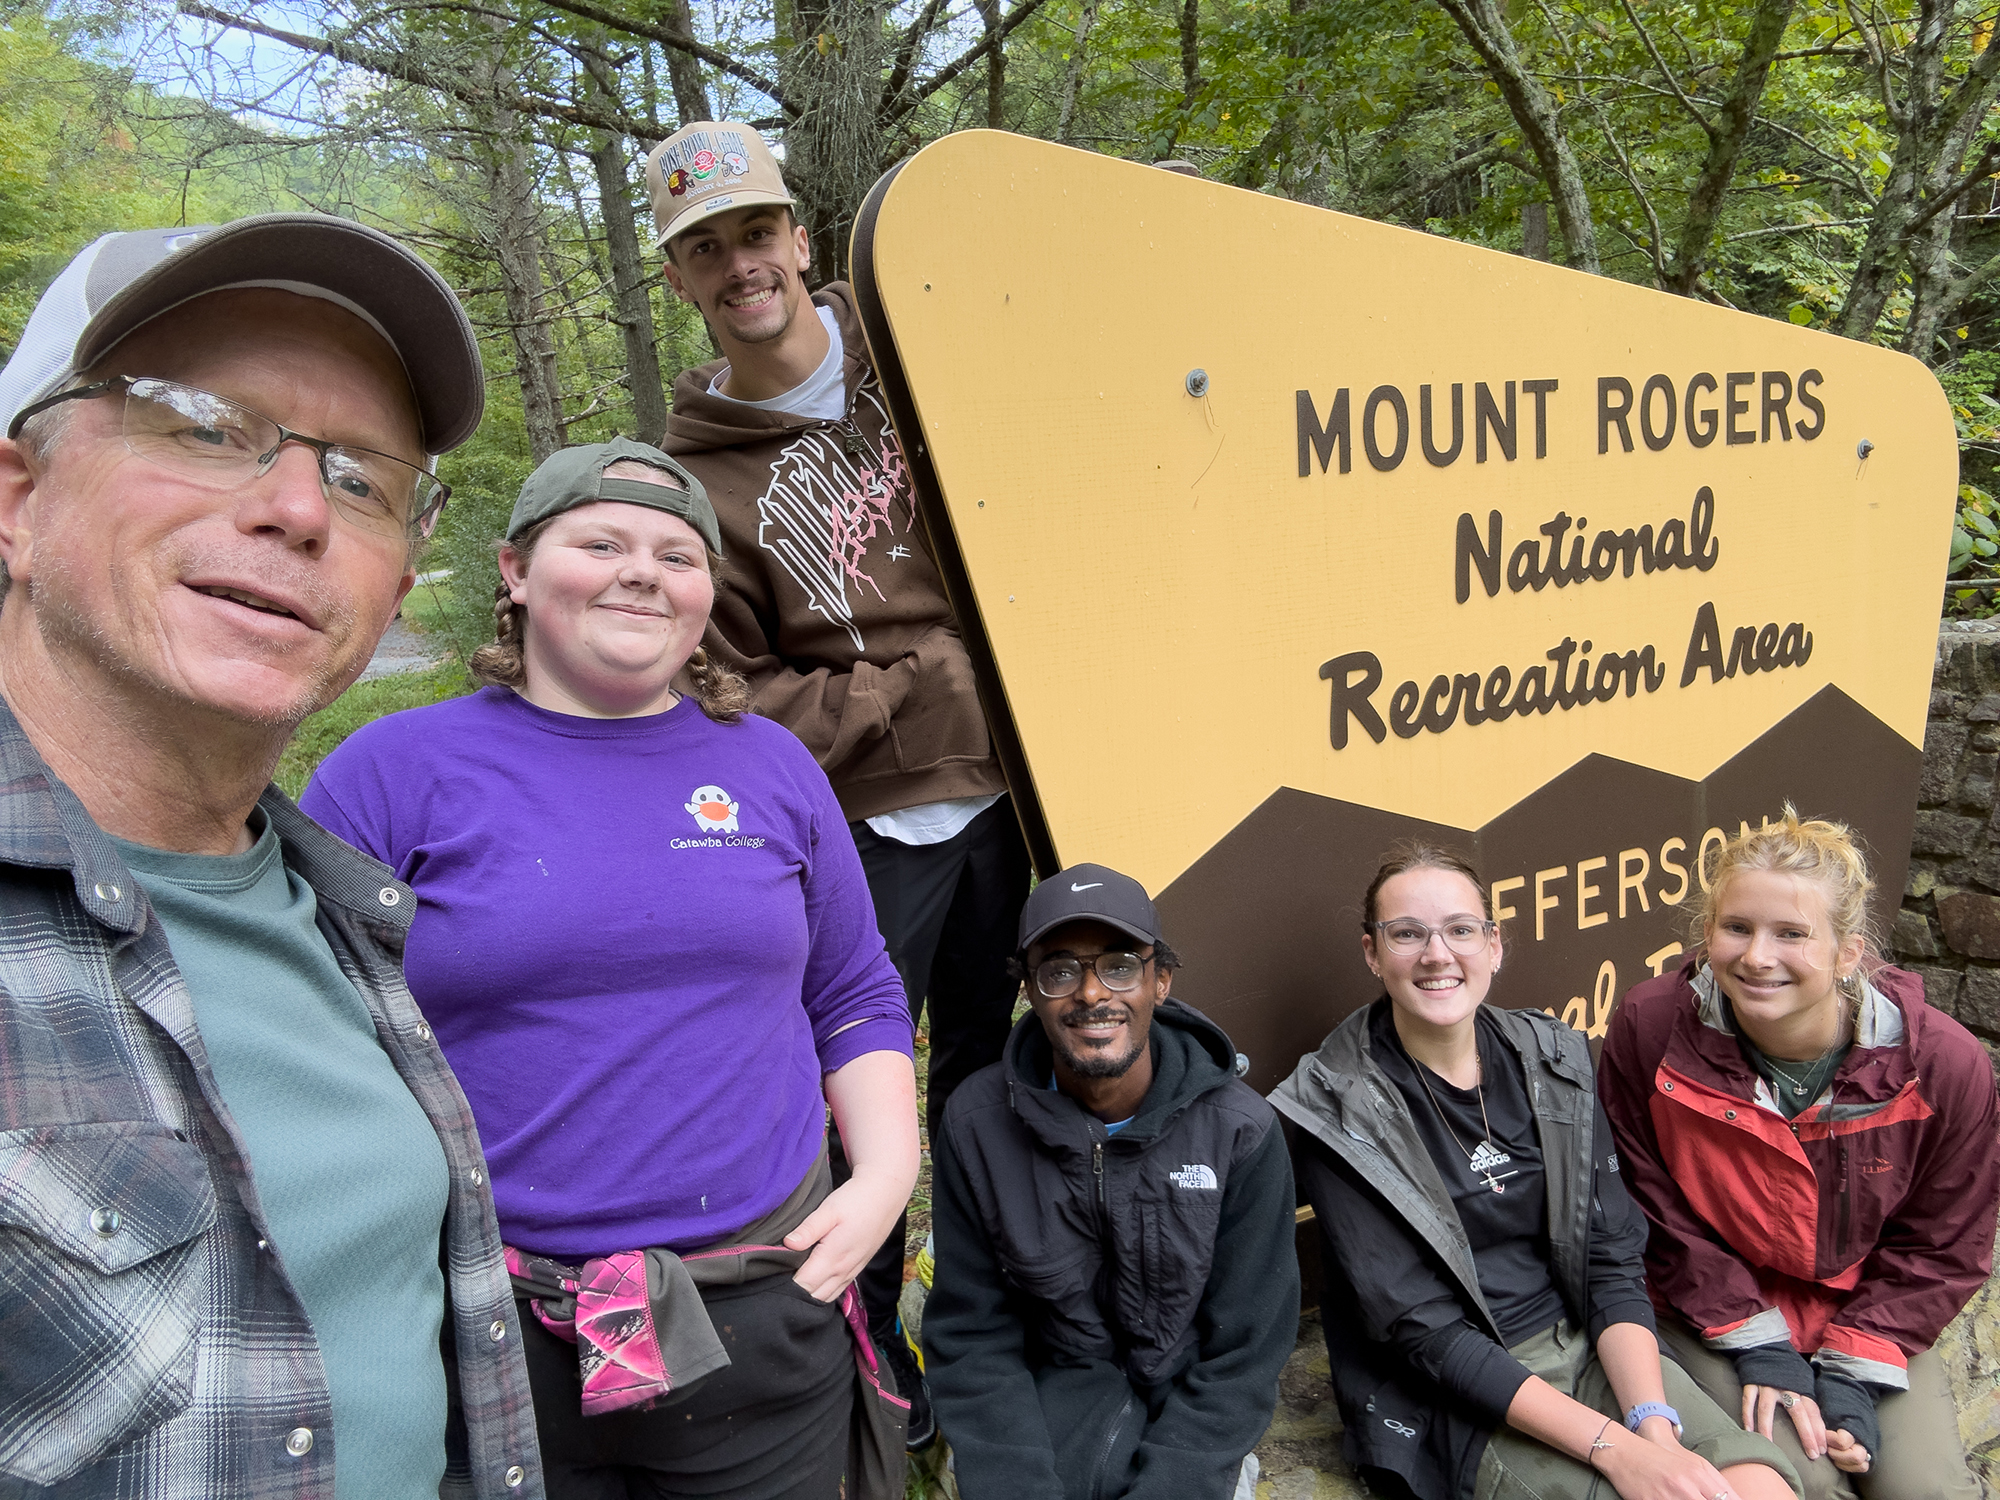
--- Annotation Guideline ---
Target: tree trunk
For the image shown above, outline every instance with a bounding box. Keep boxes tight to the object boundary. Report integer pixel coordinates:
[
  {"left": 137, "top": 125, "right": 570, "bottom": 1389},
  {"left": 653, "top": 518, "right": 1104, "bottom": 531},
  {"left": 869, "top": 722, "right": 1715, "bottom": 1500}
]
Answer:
[
  {"left": 1833, "top": 0, "right": 1948, "bottom": 340},
  {"left": 592, "top": 133, "right": 671, "bottom": 441},
  {"left": 577, "top": 46, "right": 670, "bottom": 440},
  {"left": 1522, "top": 201, "right": 1548, "bottom": 260},
  {"left": 780, "top": 0, "right": 888, "bottom": 282},
  {"left": 1053, "top": 0, "right": 1098, "bottom": 144},
  {"left": 485, "top": 131, "right": 568, "bottom": 462},
  {"left": 978, "top": 0, "right": 1004, "bottom": 128},
  {"left": 1433, "top": 0, "right": 1599, "bottom": 274},
  {"left": 1662, "top": 0, "right": 1796, "bottom": 296},
  {"left": 471, "top": 33, "right": 566, "bottom": 461},
  {"left": 663, "top": 0, "right": 713, "bottom": 125}
]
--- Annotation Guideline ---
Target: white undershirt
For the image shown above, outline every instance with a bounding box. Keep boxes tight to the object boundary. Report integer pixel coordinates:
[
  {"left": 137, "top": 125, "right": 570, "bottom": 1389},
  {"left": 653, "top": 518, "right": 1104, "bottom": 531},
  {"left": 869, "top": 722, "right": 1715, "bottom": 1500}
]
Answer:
[
  {"left": 706, "top": 306, "right": 846, "bottom": 420},
  {"left": 709, "top": 308, "right": 1002, "bottom": 846}
]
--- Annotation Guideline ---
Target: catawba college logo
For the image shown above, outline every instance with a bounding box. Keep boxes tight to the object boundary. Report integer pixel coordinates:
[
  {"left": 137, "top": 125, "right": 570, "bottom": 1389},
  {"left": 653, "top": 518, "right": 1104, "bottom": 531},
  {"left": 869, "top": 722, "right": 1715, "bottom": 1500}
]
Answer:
[{"left": 685, "top": 786, "right": 739, "bottom": 833}]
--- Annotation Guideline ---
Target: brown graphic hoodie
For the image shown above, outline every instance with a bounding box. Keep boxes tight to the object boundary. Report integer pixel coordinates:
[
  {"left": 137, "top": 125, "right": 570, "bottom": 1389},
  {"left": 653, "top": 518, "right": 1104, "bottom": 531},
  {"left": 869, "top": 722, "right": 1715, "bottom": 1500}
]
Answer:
[{"left": 663, "top": 283, "right": 1006, "bottom": 824}]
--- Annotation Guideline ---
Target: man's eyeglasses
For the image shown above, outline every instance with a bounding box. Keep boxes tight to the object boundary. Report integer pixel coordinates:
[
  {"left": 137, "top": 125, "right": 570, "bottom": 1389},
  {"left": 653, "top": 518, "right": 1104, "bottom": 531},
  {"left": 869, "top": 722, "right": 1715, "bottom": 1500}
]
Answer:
[
  {"left": 1370, "top": 918, "right": 1496, "bottom": 956},
  {"left": 10, "top": 376, "right": 449, "bottom": 539},
  {"left": 1034, "top": 951, "right": 1153, "bottom": 999}
]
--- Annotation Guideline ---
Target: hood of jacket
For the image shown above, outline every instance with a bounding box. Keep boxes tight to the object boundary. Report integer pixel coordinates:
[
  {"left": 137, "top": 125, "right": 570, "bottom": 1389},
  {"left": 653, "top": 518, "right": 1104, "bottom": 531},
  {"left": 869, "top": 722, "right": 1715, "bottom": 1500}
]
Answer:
[
  {"left": 1663, "top": 953, "right": 1924, "bottom": 1111},
  {"left": 663, "top": 283, "right": 871, "bottom": 456},
  {"left": 1001, "top": 995, "right": 1240, "bottom": 1145}
]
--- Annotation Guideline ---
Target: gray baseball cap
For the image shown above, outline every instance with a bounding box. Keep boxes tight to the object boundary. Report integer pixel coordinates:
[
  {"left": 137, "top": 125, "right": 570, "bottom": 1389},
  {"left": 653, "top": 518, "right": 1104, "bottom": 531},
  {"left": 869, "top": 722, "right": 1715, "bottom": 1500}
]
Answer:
[
  {"left": 507, "top": 437, "right": 723, "bottom": 556},
  {"left": 1018, "top": 864, "right": 1164, "bottom": 952},
  {"left": 0, "top": 214, "right": 484, "bottom": 455}
]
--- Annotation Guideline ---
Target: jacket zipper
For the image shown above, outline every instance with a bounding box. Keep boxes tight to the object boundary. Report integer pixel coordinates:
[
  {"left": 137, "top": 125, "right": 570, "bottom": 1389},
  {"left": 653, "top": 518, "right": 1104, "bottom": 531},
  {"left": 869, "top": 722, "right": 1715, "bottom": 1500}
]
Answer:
[
  {"left": 1089, "top": 1393, "right": 1136, "bottom": 1500},
  {"left": 1093, "top": 1141, "right": 1107, "bottom": 1224},
  {"left": 835, "top": 416, "right": 884, "bottom": 473},
  {"left": 1835, "top": 1141, "right": 1851, "bottom": 1261}
]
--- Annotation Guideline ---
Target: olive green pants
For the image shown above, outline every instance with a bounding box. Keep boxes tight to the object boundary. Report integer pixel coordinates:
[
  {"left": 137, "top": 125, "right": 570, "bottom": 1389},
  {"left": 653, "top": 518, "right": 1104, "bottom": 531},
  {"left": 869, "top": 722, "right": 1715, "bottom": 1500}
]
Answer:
[
  {"left": 1475, "top": 1320, "right": 1800, "bottom": 1500},
  {"left": 1658, "top": 1317, "right": 1978, "bottom": 1500}
]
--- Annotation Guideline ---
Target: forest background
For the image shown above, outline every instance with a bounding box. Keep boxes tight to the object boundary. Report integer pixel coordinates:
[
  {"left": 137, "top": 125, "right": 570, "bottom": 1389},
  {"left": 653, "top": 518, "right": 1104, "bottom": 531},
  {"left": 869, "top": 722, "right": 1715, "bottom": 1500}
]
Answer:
[{"left": 8, "top": 0, "right": 2000, "bottom": 678}]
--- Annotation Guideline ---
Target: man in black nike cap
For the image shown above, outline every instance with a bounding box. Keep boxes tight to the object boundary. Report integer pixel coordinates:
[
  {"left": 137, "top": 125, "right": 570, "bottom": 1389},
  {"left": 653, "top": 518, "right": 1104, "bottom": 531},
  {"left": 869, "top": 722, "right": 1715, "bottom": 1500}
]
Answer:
[{"left": 922, "top": 862, "right": 1299, "bottom": 1500}]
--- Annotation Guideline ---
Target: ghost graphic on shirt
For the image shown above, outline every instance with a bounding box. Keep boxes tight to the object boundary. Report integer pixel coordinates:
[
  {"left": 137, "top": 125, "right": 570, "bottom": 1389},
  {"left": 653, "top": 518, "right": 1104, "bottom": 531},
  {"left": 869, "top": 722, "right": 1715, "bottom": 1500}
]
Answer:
[{"left": 685, "top": 786, "right": 740, "bottom": 834}]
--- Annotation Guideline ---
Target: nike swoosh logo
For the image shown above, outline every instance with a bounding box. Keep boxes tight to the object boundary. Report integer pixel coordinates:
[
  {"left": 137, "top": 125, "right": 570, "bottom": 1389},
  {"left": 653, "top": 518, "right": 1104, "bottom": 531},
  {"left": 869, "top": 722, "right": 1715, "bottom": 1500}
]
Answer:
[{"left": 1070, "top": 882, "right": 1103, "bottom": 891}]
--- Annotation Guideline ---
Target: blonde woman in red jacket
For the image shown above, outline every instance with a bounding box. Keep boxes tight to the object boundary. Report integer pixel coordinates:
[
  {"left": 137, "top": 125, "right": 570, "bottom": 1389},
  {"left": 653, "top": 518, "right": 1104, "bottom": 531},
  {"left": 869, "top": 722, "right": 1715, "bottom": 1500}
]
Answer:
[{"left": 1600, "top": 810, "right": 1998, "bottom": 1500}]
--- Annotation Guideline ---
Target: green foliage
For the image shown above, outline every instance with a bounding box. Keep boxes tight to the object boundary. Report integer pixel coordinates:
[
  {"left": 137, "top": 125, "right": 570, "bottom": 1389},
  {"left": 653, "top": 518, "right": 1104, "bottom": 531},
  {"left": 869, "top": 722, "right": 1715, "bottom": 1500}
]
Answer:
[
  {"left": 0, "top": 7, "right": 315, "bottom": 359},
  {"left": 274, "top": 661, "right": 476, "bottom": 800}
]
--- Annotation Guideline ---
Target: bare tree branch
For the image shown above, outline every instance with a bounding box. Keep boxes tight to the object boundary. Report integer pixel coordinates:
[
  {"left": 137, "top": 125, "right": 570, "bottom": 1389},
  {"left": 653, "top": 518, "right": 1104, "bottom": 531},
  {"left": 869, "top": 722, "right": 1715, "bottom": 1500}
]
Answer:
[
  {"left": 1615, "top": 0, "right": 1713, "bottom": 137},
  {"left": 529, "top": 0, "right": 790, "bottom": 111},
  {"left": 1380, "top": 138, "right": 1533, "bottom": 217},
  {"left": 899, "top": 0, "right": 1052, "bottom": 113},
  {"left": 178, "top": 2, "right": 663, "bottom": 135}
]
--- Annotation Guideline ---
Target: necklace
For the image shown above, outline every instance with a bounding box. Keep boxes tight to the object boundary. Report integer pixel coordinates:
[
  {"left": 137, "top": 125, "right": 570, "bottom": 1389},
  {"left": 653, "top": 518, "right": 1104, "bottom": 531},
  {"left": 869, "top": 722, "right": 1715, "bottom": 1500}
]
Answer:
[
  {"left": 1762, "top": 1043, "right": 1844, "bottom": 1102},
  {"left": 1757, "top": 999, "right": 1856, "bottom": 1103},
  {"left": 1414, "top": 1048, "right": 1519, "bottom": 1194}
]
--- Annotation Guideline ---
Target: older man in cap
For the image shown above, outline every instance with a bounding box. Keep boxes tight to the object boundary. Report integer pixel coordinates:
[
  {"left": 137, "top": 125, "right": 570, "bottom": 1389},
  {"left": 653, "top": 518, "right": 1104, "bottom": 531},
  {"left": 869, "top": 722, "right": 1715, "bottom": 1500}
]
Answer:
[
  {"left": 645, "top": 119, "right": 1031, "bottom": 1449},
  {"left": 0, "top": 219, "right": 540, "bottom": 1498},
  {"left": 923, "top": 864, "right": 1298, "bottom": 1500}
]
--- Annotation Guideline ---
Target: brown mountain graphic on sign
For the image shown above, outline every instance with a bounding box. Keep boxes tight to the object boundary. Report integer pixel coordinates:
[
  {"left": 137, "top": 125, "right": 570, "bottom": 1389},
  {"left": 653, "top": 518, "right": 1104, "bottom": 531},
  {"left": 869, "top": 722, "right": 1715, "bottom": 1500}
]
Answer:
[{"left": 1158, "top": 686, "right": 1919, "bottom": 1093}]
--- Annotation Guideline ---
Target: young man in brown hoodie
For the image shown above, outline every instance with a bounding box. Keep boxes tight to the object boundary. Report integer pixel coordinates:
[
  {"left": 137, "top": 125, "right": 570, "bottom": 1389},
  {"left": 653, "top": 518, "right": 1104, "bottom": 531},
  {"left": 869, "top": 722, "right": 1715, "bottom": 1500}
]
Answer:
[{"left": 647, "top": 121, "right": 1031, "bottom": 1449}]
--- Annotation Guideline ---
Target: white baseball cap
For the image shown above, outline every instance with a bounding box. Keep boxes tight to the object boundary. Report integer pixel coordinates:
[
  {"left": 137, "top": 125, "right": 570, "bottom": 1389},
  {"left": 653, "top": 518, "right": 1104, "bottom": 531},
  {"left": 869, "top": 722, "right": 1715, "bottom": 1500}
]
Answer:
[{"left": 0, "top": 214, "right": 484, "bottom": 455}]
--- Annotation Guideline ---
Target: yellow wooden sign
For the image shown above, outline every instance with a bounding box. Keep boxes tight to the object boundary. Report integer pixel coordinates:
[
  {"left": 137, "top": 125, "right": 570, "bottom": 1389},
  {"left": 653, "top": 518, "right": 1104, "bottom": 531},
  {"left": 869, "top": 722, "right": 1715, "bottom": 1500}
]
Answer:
[{"left": 853, "top": 131, "right": 1956, "bottom": 1084}]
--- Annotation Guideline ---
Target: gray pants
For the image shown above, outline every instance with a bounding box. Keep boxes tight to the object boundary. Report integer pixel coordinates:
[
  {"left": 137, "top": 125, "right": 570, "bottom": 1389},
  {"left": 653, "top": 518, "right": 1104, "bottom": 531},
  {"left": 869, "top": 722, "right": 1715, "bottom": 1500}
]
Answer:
[
  {"left": 1658, "top": 1318, "right": 1978, "bottom": 1500},
  {"left": 1476, "top": 1319, "right": 1800, "bottom": 1500}
]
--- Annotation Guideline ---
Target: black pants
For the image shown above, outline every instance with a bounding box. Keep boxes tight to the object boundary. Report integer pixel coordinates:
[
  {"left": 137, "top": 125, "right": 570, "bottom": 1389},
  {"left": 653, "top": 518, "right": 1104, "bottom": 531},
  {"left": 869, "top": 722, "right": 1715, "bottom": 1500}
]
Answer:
[
  {"left": 841, "top": 797, "right": 1032, "bottom": 1331},
  {"left": 520, "top": 1277, "right": 852, "bottom": 1500}
]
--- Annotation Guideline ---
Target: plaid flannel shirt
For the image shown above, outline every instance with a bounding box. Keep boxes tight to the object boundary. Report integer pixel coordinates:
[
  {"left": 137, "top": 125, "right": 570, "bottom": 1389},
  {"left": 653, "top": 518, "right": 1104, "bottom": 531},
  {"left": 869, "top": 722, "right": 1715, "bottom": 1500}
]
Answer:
[{"left": 0, "top": 699, "right": 543, "bottom": 1499}]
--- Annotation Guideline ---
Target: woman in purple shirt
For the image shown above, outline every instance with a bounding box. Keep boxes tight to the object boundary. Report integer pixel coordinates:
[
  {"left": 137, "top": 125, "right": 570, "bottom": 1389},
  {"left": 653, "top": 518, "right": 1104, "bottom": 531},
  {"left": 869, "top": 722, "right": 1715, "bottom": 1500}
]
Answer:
[{"left": 303, "top": 438, "right": 918, "bottom": 1500}]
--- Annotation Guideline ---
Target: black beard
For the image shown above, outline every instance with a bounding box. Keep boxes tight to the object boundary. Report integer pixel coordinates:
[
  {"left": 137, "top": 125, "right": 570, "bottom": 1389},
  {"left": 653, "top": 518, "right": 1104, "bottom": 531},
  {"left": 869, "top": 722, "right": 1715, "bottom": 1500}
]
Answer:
[{"left": 1050, "top": 1009, "right": 1149, "bottom": 1079}]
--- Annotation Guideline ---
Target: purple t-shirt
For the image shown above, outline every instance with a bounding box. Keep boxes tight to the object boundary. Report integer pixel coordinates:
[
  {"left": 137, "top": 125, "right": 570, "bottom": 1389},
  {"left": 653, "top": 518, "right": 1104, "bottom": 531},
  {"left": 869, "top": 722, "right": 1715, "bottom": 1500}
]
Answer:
[{"left": 301, "top": 687, "right": 911, "bottom": 1259}]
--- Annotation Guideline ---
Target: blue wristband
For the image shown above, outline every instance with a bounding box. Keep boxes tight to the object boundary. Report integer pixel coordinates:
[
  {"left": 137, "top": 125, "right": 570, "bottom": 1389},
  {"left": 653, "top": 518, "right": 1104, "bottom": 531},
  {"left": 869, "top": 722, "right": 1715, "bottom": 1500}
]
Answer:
[{"left": 1625, "top": 1403, "right": 1682, "bottom": 1435}]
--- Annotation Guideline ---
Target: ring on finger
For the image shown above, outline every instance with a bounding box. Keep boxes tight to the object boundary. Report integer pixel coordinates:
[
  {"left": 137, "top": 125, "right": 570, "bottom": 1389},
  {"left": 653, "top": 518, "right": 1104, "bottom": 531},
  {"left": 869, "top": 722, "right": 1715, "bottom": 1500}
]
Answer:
[{"left": 1780, "top": 1392, "right": 1799, "bottom": 1410}]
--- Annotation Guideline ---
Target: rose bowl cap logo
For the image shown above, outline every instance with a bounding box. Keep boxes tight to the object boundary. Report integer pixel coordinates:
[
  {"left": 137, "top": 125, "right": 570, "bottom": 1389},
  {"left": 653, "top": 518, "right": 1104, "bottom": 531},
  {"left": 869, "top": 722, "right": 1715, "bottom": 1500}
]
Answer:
[{"left": 685, "top": 785, "right": 739, "bottom": 834}]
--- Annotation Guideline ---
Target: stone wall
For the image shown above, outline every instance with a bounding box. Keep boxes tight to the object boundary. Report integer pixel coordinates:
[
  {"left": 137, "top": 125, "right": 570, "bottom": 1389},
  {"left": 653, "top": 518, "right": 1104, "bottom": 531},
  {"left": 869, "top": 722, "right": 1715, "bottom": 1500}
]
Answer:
[
  {"left": 1892, "top": 620, "right": 2000, "bottom": 1496},
  {"left": 1897, "top": 619, "right": 2000, "bottom": 1073}
]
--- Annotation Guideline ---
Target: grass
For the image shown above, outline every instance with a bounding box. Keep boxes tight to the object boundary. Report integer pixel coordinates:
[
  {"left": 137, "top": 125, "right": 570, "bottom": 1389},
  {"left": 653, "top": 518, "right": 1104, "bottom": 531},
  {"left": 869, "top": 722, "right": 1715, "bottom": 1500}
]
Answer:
[
  {"left": 274, "top": 661, "right": 475, "bottom": 800},
  {"left": 396, "top": 583, "right": 455, "bottom": 637}
]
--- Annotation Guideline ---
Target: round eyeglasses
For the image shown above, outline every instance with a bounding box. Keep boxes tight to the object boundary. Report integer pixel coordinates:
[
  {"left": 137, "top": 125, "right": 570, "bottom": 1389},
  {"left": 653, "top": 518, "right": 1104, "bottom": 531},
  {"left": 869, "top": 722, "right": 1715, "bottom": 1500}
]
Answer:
[
  {"left": 10, "top": 375, "right": 449, "bottom": 539},
  {"left": 1370, "top": 918, "right": 1496, "bottom": 956},
  {"left": 1034, "top": 951, "right": 1153, "bottom": 999}
]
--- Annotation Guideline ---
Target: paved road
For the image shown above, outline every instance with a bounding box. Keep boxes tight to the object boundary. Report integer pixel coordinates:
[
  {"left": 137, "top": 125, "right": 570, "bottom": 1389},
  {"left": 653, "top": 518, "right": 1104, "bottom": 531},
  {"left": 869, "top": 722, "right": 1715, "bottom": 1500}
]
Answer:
[{"left": 360, "top": 616, "right": 444, "bottom": 681}]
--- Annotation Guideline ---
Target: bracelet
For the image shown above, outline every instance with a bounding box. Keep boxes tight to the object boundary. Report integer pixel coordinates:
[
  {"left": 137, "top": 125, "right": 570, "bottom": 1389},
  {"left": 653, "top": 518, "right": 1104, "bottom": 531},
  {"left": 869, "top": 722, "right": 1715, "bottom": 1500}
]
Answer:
[
  {"left": 1586, "top": 1416, "right": 1617, "bottom": 1468},
  {"left": 1625, "top": 1401, "right": 1684, "bottom": 1436}
]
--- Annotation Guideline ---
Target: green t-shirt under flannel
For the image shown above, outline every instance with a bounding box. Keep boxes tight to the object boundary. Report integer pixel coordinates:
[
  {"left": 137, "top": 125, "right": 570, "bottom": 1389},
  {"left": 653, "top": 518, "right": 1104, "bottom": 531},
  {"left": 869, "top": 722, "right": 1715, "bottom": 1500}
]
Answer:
[{"left": 116, "top": 815, "right": 450, "bottom": 1500}]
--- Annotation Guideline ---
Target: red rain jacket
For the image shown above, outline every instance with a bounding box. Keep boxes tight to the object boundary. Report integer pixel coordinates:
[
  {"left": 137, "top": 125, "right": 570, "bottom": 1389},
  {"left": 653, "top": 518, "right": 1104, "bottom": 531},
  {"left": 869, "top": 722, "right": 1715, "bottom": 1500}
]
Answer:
[{"left": 1600, "top": 960, "right": 1998, "bottom": 1388}]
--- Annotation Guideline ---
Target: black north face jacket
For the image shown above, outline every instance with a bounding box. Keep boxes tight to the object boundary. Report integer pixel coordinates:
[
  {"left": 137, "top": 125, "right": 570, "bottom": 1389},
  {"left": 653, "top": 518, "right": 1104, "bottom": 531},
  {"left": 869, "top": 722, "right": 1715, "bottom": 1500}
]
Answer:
[{"left": 925, "top": 999, "right": 1298, "bottom": 1500}]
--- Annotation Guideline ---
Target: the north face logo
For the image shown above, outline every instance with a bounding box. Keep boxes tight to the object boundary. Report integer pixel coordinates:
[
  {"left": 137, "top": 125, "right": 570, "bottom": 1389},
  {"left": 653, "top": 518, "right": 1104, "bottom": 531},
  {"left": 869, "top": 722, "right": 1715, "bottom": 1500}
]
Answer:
[{"left": 1168, "top": 1164, "right": 1218, "bottom": 1191}]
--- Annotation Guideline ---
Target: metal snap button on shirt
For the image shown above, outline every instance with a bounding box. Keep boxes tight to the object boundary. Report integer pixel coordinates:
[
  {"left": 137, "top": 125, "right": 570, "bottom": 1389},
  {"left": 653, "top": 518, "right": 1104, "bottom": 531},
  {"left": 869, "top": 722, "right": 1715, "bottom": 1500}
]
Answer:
[
  {"left": 470, "top": 1169, "right": 483, "bottom": 1186},
  {"left": 505, "top": 1465, "right": 526, "bottom": 1488},
  {"left": 416, "top": 1022, "right": 433, "bottom": 1041},
  {"left": 90, "top": 1206, "right": 121, "bottom": 1237},
  {"left": 489, "top": 1320, "right": 507, "bottom": 1343},
  {"left": 285, "top": 1428, "right": 314, "bottom": 1457},
  {"left": 93, "top": 882, "right": 121, "bottom": 902},
  {"left": 378, "top": 886, "right": 401, "bottom": 907}
]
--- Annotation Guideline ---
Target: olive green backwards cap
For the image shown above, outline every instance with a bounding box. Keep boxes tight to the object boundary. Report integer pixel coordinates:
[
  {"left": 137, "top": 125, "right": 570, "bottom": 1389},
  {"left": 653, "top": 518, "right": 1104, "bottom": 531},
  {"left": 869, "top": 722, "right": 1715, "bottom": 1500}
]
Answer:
[{"left": 507, "top": 436, "right": 723, "bottom": 557}]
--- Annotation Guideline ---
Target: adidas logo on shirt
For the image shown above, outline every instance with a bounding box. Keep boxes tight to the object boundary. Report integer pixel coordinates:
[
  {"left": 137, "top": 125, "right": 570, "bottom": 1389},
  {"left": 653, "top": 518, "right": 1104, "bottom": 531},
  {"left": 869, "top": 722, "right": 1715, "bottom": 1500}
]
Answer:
[{"left": 1468, "top": 1141, "right": 1512, "bottom": 1176}]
